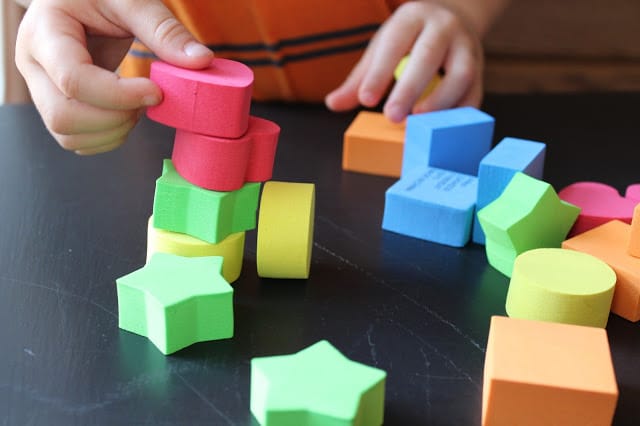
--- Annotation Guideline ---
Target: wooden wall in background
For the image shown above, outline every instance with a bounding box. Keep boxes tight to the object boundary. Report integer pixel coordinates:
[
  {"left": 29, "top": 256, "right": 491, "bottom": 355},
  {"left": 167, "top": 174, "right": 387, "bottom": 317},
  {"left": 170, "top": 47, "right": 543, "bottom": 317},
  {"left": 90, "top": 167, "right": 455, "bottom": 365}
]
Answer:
[{"left": 484, "top": 0, "right": 640, "bottom": 93}]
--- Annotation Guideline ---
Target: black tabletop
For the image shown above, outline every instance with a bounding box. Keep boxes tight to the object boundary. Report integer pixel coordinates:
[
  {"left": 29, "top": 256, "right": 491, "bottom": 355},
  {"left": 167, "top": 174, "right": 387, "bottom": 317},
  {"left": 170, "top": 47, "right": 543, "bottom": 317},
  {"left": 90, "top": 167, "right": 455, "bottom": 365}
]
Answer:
[{"left": 1, "top": 94, "right": 639, "bottom": 425}]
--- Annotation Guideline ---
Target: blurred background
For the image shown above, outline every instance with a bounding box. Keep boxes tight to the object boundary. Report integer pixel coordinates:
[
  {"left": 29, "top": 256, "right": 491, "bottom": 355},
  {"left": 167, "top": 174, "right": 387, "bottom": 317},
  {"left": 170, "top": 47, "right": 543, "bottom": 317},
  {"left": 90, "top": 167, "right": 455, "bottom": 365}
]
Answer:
[{"left": 2, "top": 0, "right": 640, "bottom": 104}]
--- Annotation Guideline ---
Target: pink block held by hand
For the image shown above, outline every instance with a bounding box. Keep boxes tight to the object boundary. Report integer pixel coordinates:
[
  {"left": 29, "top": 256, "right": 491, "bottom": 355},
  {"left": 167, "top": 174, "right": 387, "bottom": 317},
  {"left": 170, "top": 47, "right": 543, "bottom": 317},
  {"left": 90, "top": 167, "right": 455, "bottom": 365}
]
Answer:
[
  {"left": 172, "top": 116, "right": 280, "bottom": 192},
  {"left": 147, "top": 59, "right": 253, "bottom": 138},
  {"left": 559, "top": 182, "right": 638, "bottom": 236}
]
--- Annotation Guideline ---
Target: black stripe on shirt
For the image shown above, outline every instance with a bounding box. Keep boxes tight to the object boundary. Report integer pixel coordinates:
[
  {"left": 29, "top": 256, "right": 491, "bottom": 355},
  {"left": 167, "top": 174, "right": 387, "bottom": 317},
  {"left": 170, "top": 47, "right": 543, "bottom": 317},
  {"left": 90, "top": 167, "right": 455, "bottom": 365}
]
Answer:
[
  {"left": 208, "top": 23, "right": 379, "bottom": 52},
  {"left": 129, "top": 39, "right": 370, "bottom": 66},
  {"left": 128, "top": 23, "right": 378, "bottom": 65}
]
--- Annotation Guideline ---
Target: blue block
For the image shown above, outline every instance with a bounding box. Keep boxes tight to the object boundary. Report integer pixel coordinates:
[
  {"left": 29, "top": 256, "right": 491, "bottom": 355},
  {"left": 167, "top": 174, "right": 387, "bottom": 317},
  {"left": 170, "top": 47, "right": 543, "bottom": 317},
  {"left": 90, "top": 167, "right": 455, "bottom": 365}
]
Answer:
[
  {"left": 472, "top": 137, "right": 546, "bottom": 244},
  {"left": 382, "top": 167, "right": 478, "bottom": 247},
  {"left": 402, "top": 107, "right": 494, "bottom": 177}
]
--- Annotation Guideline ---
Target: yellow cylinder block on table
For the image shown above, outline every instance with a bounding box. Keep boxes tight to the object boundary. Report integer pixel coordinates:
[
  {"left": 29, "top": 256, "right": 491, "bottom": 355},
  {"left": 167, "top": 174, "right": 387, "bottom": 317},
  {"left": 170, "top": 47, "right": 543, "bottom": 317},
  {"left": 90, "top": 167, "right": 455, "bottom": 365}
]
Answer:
[
  {"left": 146, "top": 216, "right": 245, "bottom": 283},
  {"left": 506, "top": 248, "right": 616, "bottom": 328},
  {"left": 257, "top": 181, "right": 315, "bottom": 279}
]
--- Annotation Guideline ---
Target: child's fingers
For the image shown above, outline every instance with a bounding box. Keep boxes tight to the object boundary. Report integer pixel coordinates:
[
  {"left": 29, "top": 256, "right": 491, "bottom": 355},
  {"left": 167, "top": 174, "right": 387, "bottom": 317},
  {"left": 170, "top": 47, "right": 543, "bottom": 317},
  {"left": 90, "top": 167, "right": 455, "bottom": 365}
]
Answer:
[
  {"left": 75, "top": 143, "right": 125, "bottom": 156},
  {"left": 29, "top": 12, "right": 161, "bottom": 111},
  {"left": 26, "top": 63, "right": 135, "bottom": 135},
  {"left": 383, "top": 20, "right": 452, "bottom": 122},
  {"left": 325, "top": 36, "right": 377, "bottom": 111},
  {"left": 356, "top": 9, "right": 422, "bottom": 108},
  {"left": 113, "top": 0, "right": 213, "bottom": 69},
  {"left": 456, "top": 75, "right": 484, "bottom": 109},
  {"left": 413, "top": 36, "right": 480, "bottom": 112},
  {"left": 69, "top": 118, "right": 139, "bottom": 154}
]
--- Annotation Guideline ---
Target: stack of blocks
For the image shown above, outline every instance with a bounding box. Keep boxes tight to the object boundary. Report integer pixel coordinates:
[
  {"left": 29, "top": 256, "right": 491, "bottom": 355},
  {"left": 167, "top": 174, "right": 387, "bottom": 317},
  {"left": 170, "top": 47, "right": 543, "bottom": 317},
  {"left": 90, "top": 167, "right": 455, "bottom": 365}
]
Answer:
[
  {"left": 116, "top": 58, "right": 282, "bottom": 355},
  {"left": 114, "top": 58, "right": 376, "bottom": 426}
]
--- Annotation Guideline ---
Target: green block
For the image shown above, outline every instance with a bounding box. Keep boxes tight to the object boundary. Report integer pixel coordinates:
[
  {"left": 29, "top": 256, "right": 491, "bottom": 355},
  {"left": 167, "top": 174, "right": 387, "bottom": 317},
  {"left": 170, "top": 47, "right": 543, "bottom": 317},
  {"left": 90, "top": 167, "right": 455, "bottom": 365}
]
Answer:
[
  {"left": 153, "top": 159, "right": 260, "bottom": 244},
  {"left": 251, "top": 340, "right": 386, "bottom": 426},
  {"left": 116, "top": 253, "right": 234, "bottom": 355},
  {"left": 477, "top": 172, "right": 580, "bottom": 277}
]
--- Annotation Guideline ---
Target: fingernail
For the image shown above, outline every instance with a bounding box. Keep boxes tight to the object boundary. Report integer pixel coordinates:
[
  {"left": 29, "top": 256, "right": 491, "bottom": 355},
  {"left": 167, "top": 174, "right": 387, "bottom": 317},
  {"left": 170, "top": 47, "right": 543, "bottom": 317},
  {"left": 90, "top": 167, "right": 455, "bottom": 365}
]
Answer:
[
  {"left": 142, "top": 94, "right": 161, "bottom": 107},
  {"left": 184, "top": 41, "right": 212, "bottom": 58}
]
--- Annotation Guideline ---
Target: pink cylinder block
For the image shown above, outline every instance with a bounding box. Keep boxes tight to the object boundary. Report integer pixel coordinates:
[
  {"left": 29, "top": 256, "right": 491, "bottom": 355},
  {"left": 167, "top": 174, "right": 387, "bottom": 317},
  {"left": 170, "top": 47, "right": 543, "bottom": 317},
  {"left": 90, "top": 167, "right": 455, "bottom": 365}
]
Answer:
[
  {"left": 172, "top": 116, "right": 280, "bottom": 192},
  {"left": 147, "top": 58, "right": 253, "bottom": 138}
]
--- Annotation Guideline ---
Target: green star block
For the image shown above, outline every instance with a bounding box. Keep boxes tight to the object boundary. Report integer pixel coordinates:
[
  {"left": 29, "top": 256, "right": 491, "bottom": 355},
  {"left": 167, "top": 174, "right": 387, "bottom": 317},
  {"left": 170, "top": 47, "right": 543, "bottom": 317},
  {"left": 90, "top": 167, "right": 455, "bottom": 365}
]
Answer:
[
  {"left": 153, "top": 159, "right": 260, "bottom": 244},
  {"left": 251, "top": 340, "right": 386, "bottom": 426},
  {"left": 477, "top": 172, "right": 580, "bottom": 277},
  {"left": 116, "top": 253, "right": 234, "bottom": 355}
]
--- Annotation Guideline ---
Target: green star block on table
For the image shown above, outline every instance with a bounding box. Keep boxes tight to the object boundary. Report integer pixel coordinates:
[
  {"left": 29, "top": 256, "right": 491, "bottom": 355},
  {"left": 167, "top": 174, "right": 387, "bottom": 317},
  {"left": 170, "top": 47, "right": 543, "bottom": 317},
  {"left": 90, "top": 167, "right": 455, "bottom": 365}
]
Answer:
[
  {"left": 116, "top": 253, "right": 234, "bottom": 355},
  {"left": 251, "top": 340, "right": 387, "bottom": 426},
  {"left": 477, "top": 172, "right": 580, "bottom": 277},
  {"left": 153, "top": 159, "right": 260, "bottom": 244}
]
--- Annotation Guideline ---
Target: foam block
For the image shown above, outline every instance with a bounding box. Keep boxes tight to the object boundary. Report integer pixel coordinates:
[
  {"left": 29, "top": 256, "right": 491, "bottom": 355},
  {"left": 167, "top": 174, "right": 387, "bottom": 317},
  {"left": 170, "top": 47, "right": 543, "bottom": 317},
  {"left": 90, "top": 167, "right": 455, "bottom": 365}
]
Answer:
[
  {"left": 146, "top": 216, "right": 245, "bottom": 283},
  {"left": 153, "top": 160, "right": 260, "bottom": 244},
  {"left": 382, "top": 167, "right": 477, "bottom": 247},
  {"left": 477, "top": 173, "right": 580, "bottom": 277},
  {"left": 173, "top": 116, "right": 280, "bottom": 191},
  {"left": 116, "top": 254, "right": 234, "bottom": 355},
  {"left": 251, "top": 340, "right": 386, "bottom": 426},
  {"left": 558, "top": 182, "right": 638, "bottom": 236},
  {"left": 402, "top": 107, "right": 494, "bottom": 177},
  {"left": 342, "top": 111, "right": 405, "bottom": 178},
  {"left": 563, "top": 220, "right": 640, "bottom": 322},
  {"left": 482, "top": 316, "right": 618, "bottom": 426},
  {"left": 625, "top": 184, "right": 640, "bottom": 200},
  {"left": 629, "top": 204, "right": 640, "bottom": 258},
  {"left": 393, "top": 55, "right": 441, "bottom": 103},
  {"left": 473, "top": 137, "right": 546, "bottom": 244},
  {"left": 257, "top": 181, "right": 316, "bottom": 279},
  {"left": 506, "top": 248, "right": 615, "bottom": 328},
  {"left": 147, "top": 58, "right": 253, "bottom": 138}
]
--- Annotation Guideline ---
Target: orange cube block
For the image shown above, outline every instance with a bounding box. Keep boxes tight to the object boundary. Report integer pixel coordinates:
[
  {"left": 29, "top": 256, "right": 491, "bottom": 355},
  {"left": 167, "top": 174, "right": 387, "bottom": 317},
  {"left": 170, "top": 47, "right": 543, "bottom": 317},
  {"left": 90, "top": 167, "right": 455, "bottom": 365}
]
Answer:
[
  {"left": 563, "top": 220, "right": 640, "bottom": 321},
  {"left": 342, "top": 111, "right": 405, "bottom": 178},
  {"left": 483, "top": 316, "right": 618, "bottom": 426}
]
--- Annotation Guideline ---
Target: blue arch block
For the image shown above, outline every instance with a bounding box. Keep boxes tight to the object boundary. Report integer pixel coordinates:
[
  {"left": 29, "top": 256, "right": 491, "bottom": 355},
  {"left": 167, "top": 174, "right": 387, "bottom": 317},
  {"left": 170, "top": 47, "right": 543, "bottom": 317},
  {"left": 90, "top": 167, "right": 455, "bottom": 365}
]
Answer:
[{"left": 402, "top": 107, "right": 494, "bottom": 177}]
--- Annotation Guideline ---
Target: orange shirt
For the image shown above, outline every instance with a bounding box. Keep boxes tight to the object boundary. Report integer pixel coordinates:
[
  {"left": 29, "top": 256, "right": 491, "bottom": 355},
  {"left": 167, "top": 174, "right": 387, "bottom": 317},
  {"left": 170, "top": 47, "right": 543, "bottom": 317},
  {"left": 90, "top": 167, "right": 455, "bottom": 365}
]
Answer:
[{"left": 119, "top": 0, "right": 408, "bottom": 102}]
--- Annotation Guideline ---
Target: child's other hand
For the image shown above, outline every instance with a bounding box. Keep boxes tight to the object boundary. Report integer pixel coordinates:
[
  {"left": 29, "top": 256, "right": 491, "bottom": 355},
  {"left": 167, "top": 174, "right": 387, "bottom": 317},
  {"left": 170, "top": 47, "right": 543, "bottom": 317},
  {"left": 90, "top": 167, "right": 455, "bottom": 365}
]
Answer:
[
  {"left": 325, "top": 1, "right": 483, "bottom": 123},
  {"left": 15, "top": 0, "right": 213, "bottom": 155}
]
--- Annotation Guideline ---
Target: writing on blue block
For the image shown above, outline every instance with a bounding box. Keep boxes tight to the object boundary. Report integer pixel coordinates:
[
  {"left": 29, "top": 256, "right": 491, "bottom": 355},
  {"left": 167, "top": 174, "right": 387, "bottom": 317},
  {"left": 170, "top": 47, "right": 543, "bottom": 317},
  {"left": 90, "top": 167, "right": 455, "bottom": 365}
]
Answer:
[
  {"left": 472, "top": 137, "right": 546, "bottom": 244},
  {"left": 382, "top": 167, "right": 478, "bottom": 247},
  {"left": 403, "top": 107, "right": 494, "bottom": 177}
]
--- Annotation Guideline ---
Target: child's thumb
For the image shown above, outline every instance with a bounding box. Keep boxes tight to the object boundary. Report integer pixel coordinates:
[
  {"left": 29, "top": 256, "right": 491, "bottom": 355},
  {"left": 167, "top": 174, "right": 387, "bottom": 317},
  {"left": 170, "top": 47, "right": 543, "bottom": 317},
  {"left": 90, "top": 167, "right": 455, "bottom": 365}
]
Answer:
[{"left": 119, "top": 0, "right": 213, "bottom": 68}]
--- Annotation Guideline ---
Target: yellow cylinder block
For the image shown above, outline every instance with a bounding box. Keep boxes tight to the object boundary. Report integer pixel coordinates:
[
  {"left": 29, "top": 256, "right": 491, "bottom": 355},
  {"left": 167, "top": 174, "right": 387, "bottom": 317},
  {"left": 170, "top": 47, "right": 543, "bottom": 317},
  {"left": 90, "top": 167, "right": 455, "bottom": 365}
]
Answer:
[{"left": 257, "top": 181, "right": 315, "bottom": 279}]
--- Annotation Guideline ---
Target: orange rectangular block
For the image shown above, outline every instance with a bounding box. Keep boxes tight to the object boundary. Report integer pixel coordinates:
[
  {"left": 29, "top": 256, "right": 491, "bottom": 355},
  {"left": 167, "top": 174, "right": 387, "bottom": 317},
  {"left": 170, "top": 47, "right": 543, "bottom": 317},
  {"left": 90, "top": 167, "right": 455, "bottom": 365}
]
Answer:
[
  {"left": 483, "top": 316, "right": 618, "bottom": 426},
  {"left": 563, "top": 220, "right": 640, "bottom": 321},
  {"left": 342, "top": 111, "right": 405, "bottom": 178}
]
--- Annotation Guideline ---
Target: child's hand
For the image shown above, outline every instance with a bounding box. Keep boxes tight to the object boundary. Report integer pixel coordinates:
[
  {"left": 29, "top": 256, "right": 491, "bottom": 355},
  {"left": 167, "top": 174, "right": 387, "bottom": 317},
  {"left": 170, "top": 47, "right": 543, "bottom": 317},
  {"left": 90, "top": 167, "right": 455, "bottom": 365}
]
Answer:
[
  {"left": 15, "top": 0, "right": 213, "bottom": 155},
  {"left": 325, "top": 1, "right": 483, "bottom": 123}
]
